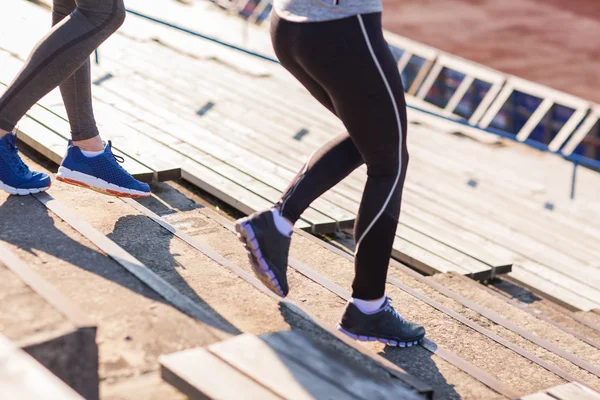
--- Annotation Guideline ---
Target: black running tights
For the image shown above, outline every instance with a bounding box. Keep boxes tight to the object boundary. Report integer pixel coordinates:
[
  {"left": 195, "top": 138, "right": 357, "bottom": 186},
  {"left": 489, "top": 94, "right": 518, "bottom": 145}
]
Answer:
[{"left": 271, "top": 12, "right": 409, "bottom": 300}]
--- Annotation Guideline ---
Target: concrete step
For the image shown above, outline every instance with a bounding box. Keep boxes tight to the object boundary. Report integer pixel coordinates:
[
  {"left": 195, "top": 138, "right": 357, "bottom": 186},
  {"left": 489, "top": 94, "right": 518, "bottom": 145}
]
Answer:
[
  {"left": 0, "top": 153, "right": 229, "bottom": 398},
  {"left": 283, "top": 231, "right": 575, "bottom": 397},
  {"left": 426, "top": 273, "right": 600, "bottom": 381},
  {"left": 485, "top": 278, "right": 600, "bottom": 346},
  {"left": 577, "top": 311, "right": 600, "bottom": 330},
  {"left": 147, "top": 181, "right": 532, "bottom": 400},
  {"left": 0, "top": 245, "right": 98, "bottom": 399},
  {"left": 24, "top": 155, "right": 429, "bottom": 397}
]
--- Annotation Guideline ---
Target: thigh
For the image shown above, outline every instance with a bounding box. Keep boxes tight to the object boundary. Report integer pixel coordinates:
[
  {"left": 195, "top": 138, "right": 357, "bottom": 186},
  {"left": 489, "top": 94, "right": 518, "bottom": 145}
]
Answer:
[
  {"left": 271, "top": 12, "right": 337, "bottom": 116},
  {"left": 75, "top": 0, "right": 124, "bottom": 15},
  {"left": 53, "top": 0, "right": 77, "bottom": 16},
  {"left": 292, "top": 13, "right": 408, "bottom": 172}
]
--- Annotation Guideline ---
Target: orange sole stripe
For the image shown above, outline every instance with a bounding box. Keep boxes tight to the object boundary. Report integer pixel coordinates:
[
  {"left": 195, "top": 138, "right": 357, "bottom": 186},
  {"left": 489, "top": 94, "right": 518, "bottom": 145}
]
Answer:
[{"left": 57, "top": 176, "right": 150, "bottom": 199}]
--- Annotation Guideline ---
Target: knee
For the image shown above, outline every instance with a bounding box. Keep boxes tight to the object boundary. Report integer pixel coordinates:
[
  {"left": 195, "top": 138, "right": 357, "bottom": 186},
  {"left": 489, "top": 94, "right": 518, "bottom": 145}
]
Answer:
[
  {"left": 78, "top": 0, "right": 126, "bottom": 31},
  {"left": 109, "top": 3, "right": 127, "bottom": 31},
  {"left": 366, "top": 149, "right": 409, "bottom": 179},
  {"left": 52, "top": 0, "right": 76, "bottom": 19}
]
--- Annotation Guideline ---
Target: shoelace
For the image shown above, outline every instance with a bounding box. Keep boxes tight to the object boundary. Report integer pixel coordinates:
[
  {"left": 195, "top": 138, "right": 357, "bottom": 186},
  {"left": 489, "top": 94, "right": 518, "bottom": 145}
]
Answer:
[
  {"left": 383, "top": 299, "right": 404, "bottom": 323},
  {"left": 107, "top": 140, "right": 125, "bottom": 164}
]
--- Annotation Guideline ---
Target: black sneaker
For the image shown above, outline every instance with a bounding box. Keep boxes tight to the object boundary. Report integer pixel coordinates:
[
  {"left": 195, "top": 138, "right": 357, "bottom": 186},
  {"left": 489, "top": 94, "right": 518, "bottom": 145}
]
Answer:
[
  {"left": 337, "top": 298, "right": 425, "bottom": 347},
  {"left": 235, "top": 210, "right": 290, "bottom": 297}
]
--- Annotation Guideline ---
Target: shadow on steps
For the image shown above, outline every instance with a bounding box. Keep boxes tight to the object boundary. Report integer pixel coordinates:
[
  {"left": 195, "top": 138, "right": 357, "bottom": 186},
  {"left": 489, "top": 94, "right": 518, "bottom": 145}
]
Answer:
[{"left": 106, "top": 214, "right": 242, "bottom": 336}]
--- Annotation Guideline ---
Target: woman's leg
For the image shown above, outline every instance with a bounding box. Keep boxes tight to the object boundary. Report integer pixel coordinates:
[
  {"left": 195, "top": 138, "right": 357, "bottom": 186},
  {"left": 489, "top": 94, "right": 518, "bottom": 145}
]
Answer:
[
  {"left": 0, "top": 0, "right": 150, "bottom": 198},
  {"left": 52, "top": 0, "right": 102, "bottom": 150},
  {"left": 0, "top": 0, "right": 125, "bottom": 135},
  {"left": 236, "top": 12, "right": 424, "bottom": 345},
  {"left": 276, "top": 13, "right": 409, "bottom": 301}
]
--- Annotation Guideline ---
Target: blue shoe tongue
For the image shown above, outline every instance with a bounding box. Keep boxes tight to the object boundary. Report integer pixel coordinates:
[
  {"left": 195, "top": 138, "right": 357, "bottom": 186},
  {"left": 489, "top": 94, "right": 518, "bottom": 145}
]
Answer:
[{"left": 1, "top": 133, "right": 16, "bottom": 148}]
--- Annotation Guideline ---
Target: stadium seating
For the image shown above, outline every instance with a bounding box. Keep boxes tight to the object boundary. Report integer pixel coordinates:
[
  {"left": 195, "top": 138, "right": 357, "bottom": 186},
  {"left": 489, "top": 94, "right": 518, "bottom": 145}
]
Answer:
[{"left": 2, "top": 0, "right": 600, "bottom": 398}]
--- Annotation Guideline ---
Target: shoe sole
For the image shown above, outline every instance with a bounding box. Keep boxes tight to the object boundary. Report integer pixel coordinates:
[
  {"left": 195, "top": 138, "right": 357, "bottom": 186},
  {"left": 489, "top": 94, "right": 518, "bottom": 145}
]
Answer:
[
  {"left": 336, "top": 324, "right": 425, "bottom": 348},
  {"left": 235, "top": 220, "right": 286, "bottom": 297},
  {"left": 0, "top": 179, "right": 51, "bottom": 196},
  {"left": 56, "top": 167, "right": 150, "bottom": 199}
]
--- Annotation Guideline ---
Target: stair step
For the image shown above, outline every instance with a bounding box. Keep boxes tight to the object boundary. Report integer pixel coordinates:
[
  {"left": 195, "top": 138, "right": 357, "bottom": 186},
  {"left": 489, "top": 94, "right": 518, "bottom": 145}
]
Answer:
[
  {"left": 487, "top": 279, "right": 600, "bottom": 345},
  {"left": 433, "top": 273, "right": 600, "bottom": 352},
  {"left": 146, "top": 182, "right": 529, "bottom": 399},
  {"left": 521, "top": 382, "right": 600, "bottom": 400},
  {"left": 0, "top": 245, "right": 98, "bottom": 399},
  {"left": 0, "top": 156, "right": 224, "bottom": 398},
  {"left": 162, "top": 331, "right": 423, "bottom": 400},
  {"left": 33, "top": 156, "right": 430, "bottom": 397},
  {"left": 578, "top": 312, "right": 600, "bottom": 330},
  {"left": 283, "top": 229, "right": 600, "bottom": 396},
  {"left": 0, "top": 333, "right": 83, "bottom": 400}
]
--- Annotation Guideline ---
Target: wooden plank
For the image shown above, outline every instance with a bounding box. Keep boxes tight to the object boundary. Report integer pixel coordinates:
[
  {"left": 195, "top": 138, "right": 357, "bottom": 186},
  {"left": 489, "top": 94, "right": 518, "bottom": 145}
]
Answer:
[
  {"left": 208, "top": 334, "right": 392, "bottom": 400},
  {"left": 403, "top": 164, "right": 600, "bottom": 266},
  {"left": 160, "top": 347, "right": 281, "bottom": 400},
  {"left": 392, "top": 235, "right": 473, "bottom": 276},
  {"left": 508, "top": 267, "right": 600, "bottom": 312},
  {"left": 261, "top": 331, "right": 423, "bottom": 400},
  {"left": 0, "top": 57, "right": 154, "bottom": 182},
  {"left": 402, "top": 185, "right": 600, "bottom": 288},
  {"left": 547, "top": 382, "right": 600, "bottom": 400},
  {"left": 520, "top": 393, "right": 555, "bottom": 400},
  {"left": 386, "top": 275, "right": 577, "bottom": 383},
  {"left": 397, "top": 223, "right": 494, "bottom": 275},
  {"left": 110, "top": 72, "right": 354, "bottom": 226},
  {"left": 89, "top": 82, "right": 313, "bottom": 227},
  {"left": 0, "top": 334, "right": 83, "bottom": 400},
  {"left": 394, "top": 274, "right": 600, "bottom": 378},
  {"left": 89, "top": 75, "right": 336, "bottom": 232},
  {"left": 516, "top": 261, "right": 600, "bottom": 305},
  {"left": 110, "top": 51, "right": 516, "bottom": 276}
]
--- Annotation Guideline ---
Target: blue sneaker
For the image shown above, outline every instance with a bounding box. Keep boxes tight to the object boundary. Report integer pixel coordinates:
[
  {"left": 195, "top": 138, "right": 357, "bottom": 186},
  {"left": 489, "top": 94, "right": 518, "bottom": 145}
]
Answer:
[
  {"left": 0, "top": 133, "right": 51, "bottom": 195},
  {"left": 57, "top": 140, "right": 150, "bottom": 198}
]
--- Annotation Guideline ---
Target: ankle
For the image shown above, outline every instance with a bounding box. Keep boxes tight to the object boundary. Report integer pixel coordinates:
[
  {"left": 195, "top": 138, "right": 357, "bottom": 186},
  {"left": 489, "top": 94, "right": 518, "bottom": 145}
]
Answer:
[
  {"left": 73, "top": 135, "right": 104, "bottom": 152},
  {"left": 351, "top": 296, "right": 386, "bottom": 314},
  {"left": 271, "top": 208, "right": 293, "bottom": 237}
]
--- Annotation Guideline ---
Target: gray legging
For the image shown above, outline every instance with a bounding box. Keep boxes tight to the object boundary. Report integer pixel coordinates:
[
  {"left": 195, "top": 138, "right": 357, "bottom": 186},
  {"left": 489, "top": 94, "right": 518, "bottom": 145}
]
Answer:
[{"left": 0, "top": 0, "right": 125, "bottom": 141}]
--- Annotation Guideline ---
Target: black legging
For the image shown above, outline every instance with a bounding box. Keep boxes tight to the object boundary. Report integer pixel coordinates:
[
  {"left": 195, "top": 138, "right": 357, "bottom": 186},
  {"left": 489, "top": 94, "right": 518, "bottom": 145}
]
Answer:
[
  {"left": 0, "top": 0, "right": 125, "bottom": 140},
  {"left": 272, "top": 12, "right": 409, "bottom": 300}
]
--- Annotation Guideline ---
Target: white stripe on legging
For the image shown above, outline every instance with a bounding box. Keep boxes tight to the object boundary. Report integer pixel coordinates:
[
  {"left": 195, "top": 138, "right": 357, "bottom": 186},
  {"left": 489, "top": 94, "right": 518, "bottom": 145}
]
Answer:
[
  {"left": 280, "top": 149, "right": 317, "bottom": 215},
  {"left": 354, "top": 14, "right": 404, "bottom": 257}
]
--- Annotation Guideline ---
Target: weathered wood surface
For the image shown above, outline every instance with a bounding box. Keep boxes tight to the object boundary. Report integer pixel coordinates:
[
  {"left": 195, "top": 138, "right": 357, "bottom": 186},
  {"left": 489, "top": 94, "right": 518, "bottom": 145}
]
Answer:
[
  {"left": 162, "top": 332, "right": 424, "bottom": 400},
  {"left": 521, "top": 382, "right": 600, "bottom": 400},
  {"left": 0, "top": 334, "right": 84, "bottom": 400}
]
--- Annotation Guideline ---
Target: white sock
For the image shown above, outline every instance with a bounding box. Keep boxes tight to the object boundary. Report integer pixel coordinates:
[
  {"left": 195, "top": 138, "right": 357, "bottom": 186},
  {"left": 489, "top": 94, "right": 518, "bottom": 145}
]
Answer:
[
  {"left": 80, "top": 149, "right": 104, "bottom": 158},
  {"left": 351, "top": 296, "right": 386, "bottom": 314},
  {"left": 271, "top": 208, "right": 293, "bottom": 237}
]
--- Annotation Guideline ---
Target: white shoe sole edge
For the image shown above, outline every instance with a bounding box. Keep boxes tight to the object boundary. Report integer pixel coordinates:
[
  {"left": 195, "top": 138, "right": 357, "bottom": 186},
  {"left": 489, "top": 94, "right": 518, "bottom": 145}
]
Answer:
[
  {"left": 0, "top": 179, "right": 50, "bottom": 196},
  {"left": 56, "top": 167, "right": 149, "bottom": 198}
]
